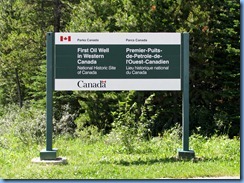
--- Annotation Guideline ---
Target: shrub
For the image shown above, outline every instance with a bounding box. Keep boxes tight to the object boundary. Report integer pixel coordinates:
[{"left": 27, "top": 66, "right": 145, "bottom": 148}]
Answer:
[
  {"left": 75, "top": 125, "right": 102, "bottom": 144},
  {"left": 53, "top": 104, "right": 77, "bottom": 136},
  {"left": 108, "top": 92, "right": 156, "bottom": 153},
  {"left": 0, "top": 104, "right": 46, "bottom": 145}
]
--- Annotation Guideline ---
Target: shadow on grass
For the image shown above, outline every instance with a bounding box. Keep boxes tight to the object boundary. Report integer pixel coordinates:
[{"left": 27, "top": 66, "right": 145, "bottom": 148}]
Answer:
[{"left": 100, "top": 157, "right": 220, "bottom": 166}]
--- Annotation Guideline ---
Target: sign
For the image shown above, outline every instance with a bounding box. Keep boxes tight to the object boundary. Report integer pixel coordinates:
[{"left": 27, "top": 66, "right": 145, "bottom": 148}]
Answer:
[
  {"left": 54, "top": 33, "right": 181, "bottom": 91},
  {"left": 39, "top": 32, "right": 195, "bottom": 161}
]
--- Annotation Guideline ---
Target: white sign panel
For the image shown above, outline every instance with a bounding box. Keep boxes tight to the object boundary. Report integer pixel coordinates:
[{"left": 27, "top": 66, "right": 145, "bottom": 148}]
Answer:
[
  {"left": 55, "top": 32, "right": 181, "bottom": 45},
  {"left": 54, "top": 32, "right": 181, "bottom": 91},
  {"left": 55, "top": 79, "right": 181, "bottom": 91}
]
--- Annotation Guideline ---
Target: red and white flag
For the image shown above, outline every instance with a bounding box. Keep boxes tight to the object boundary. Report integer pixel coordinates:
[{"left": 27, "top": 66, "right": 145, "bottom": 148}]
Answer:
[{"left": 60, "top": 36, "right": 71, "bottom": 42}]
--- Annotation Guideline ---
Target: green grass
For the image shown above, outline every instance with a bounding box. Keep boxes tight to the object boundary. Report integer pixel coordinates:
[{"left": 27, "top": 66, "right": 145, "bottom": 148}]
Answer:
[{"left": 0, "top": 133, "right": 240, "bottom": 179}]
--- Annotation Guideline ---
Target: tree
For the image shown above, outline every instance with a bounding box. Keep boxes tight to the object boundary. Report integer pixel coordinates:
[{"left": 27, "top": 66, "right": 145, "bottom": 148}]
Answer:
[
  {"left": 0, "top": 0, "right": 81, "bottom": 107},
  {"left": 0, "top": 0, "right": 239, "bottom": 137},
  {"left": 178, "top": 0, "right": 240, "bottom": 137},
  {"left": 0, "top": 0, "right": 43, "bottom": 106},
  {"left": 66, "top": 0, "right": 240, "bottom": 137}
]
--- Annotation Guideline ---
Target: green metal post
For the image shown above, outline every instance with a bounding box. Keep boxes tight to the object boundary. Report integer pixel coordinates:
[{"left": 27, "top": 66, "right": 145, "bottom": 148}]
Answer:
[
  {"left": 182, "top": 33, "right": 190, "bottom": 151},
  {"left": 178, "top": 33, "right": 195, "bottom": 159},
  {"left": 40, "top": 32, "right": 57, "bottom": 160},
  {"left": 46, "top": 32, "right": 54, "bottom": 151}
]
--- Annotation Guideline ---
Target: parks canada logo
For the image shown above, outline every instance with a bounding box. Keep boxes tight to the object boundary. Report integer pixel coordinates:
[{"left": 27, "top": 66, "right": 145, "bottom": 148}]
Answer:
[{"left": 77, "top": 80, "right": 107, "bottom": 88}]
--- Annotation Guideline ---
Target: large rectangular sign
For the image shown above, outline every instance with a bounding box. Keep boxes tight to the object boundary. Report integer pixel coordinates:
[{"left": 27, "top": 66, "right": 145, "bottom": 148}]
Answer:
[{"left": 54, "top": 33, "right": 181, "bottom": 91}]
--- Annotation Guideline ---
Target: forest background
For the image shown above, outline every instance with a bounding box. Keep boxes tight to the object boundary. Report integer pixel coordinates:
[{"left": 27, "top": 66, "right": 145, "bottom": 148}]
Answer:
[{"left": 0, "top": 0, "right": 240, "bottom": 141}]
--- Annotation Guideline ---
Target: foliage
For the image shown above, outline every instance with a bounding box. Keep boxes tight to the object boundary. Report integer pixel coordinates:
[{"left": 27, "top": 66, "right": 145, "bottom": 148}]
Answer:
[
  {"left": 75, "top": 125, "right": 102, "bottom": 144},
  {"left": 0, "top": 0, "right": 240, "bottom": 138},
  {"left": 53, "top": 104, "right": 77, "bottom": 136},
  {"left": 0, "top": 104, "right": 77, "bottom": 146},
  {"left": 0, "top": 128, "right": 240, "bottom": 179},
  {"left": 65, "top": 0, "right": 239, "bottom": 137},
  {"left": 74, "top": 91, "right": 122, "bottom": 134},
  {"left": 190, "top": 133, "right": 240, "bottom": 161},
  {"left": 108, "top": 91, "right": 156, "bottom": 153},
  {"left": 188, "top": 0, "right": 240, "bottom": 137},
  {"left": 0, "top": 104, "right": 46, "bottom": 145},
  {"left": 0, "top": 0, "right": 240, "bottom": 179}
]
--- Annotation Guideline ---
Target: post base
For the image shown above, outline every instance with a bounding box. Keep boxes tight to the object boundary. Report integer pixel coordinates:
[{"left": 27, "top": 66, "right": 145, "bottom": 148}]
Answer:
[
  {"left": 40, "top": 148, "right": 58, "bottom": 160},
  {"left": 177, "top": 149, "right": 195, "bottom": 159},
  {"left": 32, "top": 157, "right": 67, "bottom": 165}
]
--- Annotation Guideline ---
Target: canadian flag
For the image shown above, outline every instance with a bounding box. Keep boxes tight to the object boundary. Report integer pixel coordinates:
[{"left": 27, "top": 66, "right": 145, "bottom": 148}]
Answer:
[{"left": 60, "top": 36, "right": 71, "bottom": 42}]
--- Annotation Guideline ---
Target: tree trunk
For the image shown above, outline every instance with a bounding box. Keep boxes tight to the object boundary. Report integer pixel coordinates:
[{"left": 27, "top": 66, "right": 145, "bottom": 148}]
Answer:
[
  {"left": 15, "top": 68, "right": 23, "bottom": 108},
  {"left": 54, "top": 0, "right": 61, "bottom": 32}
]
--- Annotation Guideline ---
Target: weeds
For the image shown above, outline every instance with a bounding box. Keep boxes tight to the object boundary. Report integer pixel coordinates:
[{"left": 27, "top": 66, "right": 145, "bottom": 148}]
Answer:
[
  {"left": 0, "top": 104, "right": 240, "bottom": 179},
  {"left": 0, "top": 105, "right": 45, "bottom": 145}
]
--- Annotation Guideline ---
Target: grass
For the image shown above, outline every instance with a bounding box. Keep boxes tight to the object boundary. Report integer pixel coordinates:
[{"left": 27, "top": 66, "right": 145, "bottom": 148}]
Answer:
[
  {"left": 0, "top": 105, "right": 240, "bottom": 179},
  {"left": 0, "top": 133, "right": 240, "bottom": 179}
]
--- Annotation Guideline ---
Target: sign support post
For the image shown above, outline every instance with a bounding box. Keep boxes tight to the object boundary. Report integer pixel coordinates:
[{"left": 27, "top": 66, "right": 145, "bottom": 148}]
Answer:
[
  {"left": 33, "top": 32, "right": 195, "bottom": 162},
  {"left": 178, "top": 33, "right": 195, "bottom": 159},
  {"left": 40, "top": 32, "right": 58, "bottom": 160}
]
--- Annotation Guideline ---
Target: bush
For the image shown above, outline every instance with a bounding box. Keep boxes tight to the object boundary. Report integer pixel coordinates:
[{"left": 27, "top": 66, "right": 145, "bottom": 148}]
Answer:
[
  {"left": 53, "top": 104, "right": 77, "bottom": 136},
  {"left": 190, "top": 133, "right": 240, "bottom": 160},
  {"left": 106, "top": 122, "right": 182, "bottom": 155},
  {"left": 108, "top": 92, "right": 157, "bottom": 153},
  {"left": 0, "top": 104, "right": 46, "bottom": 145},
  {"left": 0, "top": 103, "right": 80, "bottom": 145},
  {"left": 75, "top": 125, "right": 102, "bottom": 144},
  {"left": 74, "top": 91, "right": 121, "bottom": 134}
]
